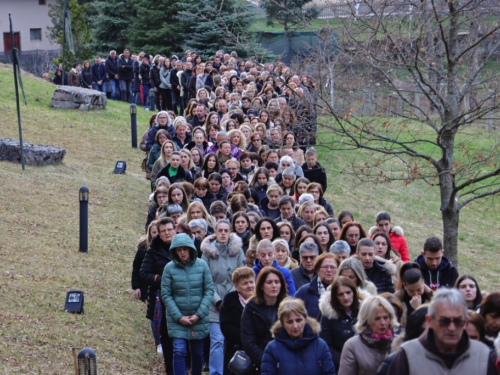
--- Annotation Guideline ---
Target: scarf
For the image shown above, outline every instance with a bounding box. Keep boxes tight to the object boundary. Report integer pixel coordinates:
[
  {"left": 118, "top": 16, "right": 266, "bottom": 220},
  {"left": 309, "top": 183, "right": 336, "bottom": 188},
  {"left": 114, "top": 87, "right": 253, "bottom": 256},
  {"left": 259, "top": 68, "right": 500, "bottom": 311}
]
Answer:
[
  {"left": 317, "top": 276, "right": 327, "bottom": 296},
  {"left": 359, "top": 328, "right": 393, "bottom": 353},
  {"left": 238, "top": 293, "right": 248, "bottom": 307},
  {"left": 283, "top": 257, "right": 293, "bottom": 270},
  {"left": 372, "top": 330, "right": 393, "bottom": 340}
]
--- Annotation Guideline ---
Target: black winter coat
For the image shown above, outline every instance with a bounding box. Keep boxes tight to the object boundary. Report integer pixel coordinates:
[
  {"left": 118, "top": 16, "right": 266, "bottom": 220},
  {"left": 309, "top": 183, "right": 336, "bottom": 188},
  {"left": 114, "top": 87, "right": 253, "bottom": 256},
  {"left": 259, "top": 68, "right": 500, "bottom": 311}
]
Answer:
[
  {"left": 105, "top": 55, "right": 119, "bottom": 79},
  {"left": 194, "top": 192, "right": 217, "bottom": 213},
  {"left": 318, "top": 197, "right": 334, "bottom": 216},
  {"left": 80, "top": 69, "right": 92, "bottom": 87},
  {"left": 157, "top": 164, "right": 191, "bottom": 184},
  {"left": 118, "top": 56, "right": 134, "bottom": 81},
  {"left": 145, "top": 202, "right": 159, "bottom": 233},
  {"left": 170, "top": 68, "right": 180, "bottom": 94},
  {"left": 150, "top": 66, "right": 162, "bottom": 89},
  {"left": 365, "top": 260, "right": 395, "bottom": 294},
  {"left": 139, "top": 236, "right": 171, "bottom": 320},
  {"left": 131, "top": 240, "right": 148, "bottom": 302},
  {"left": 220, "top": 291, "right": 245, "bottom": 375},
  {"left": 139, "top": 62, "right": 151, "bottom": 85},
  {"left": 133, "top": 60, "right": 141, "bottom": 92},
  {"left": 302, "top": 162, "right": 328, "bottom": 193},
  {"left": 213, "top": 185, "right": 229, "bottom": 202},
  {"left": 241, "top": 298, "right": 279, "bottom": 369},
  {"left": 294, "top": 275, "right": 322, "bottom": 320}
]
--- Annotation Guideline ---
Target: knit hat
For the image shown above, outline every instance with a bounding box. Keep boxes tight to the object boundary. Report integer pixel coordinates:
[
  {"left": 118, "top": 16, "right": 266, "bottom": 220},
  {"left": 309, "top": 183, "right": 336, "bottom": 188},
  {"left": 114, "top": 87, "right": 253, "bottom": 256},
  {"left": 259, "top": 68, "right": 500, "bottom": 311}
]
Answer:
[
  {"left": 170, "top": 233, "right": 196, "bottom": 252},
  {"left": 298, "top": 193, "right": 314, "bottom": 205},
  {"left": 272, "top": 238, "right": 290, "bottom": 255},
  {"left": 330, "top": 240, "right": 350, "bottom": 254}
]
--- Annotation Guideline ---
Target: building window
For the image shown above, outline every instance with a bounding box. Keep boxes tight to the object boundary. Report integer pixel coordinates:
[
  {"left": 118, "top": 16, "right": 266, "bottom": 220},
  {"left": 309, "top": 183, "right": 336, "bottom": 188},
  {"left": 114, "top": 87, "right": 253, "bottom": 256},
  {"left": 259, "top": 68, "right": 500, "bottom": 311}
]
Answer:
[
  {"left": 39, "top": 0, "right": 47, "bottom": 5},
  {"left": 30, "top": 29, "right": 42, "bottom": 41}
]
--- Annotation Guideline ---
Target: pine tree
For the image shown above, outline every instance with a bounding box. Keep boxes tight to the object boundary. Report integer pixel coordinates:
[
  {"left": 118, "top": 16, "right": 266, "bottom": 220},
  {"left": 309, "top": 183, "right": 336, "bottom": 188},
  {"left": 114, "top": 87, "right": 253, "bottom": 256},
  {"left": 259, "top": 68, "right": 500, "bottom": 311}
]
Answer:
[{"left": 260, "top": 0, "right": 318, "bottom": 37}]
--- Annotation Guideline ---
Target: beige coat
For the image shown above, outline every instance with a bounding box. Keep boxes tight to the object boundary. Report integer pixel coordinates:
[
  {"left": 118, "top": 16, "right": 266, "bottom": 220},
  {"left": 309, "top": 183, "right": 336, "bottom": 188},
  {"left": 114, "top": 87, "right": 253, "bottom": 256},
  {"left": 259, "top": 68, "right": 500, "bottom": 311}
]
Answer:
[{"left": 339, "top": 335, "right": 390, "bottom": 375}]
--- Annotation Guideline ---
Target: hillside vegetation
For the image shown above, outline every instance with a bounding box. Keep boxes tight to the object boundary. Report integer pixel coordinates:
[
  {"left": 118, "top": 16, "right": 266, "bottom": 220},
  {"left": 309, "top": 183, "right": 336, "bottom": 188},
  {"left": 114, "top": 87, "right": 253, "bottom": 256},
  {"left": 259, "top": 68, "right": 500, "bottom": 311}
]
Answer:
[{"left": 0, "top": 64, "right": 499, "bottom": 373}]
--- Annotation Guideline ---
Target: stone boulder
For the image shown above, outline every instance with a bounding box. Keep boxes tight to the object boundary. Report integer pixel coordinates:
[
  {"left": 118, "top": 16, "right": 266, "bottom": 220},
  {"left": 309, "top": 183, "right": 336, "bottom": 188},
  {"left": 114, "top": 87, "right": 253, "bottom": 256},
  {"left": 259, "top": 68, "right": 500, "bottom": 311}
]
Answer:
[
  {"left": 50, "top": 86, "right": 107, "bottom": 111},
  {"left": 0, "top": 138, "right": 66, "bottom": 166}
]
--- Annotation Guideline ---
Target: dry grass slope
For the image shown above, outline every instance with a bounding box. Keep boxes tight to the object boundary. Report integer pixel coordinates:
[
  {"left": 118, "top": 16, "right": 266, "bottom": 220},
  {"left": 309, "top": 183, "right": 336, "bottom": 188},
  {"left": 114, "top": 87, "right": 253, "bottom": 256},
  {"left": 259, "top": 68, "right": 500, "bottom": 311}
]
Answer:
[{"left": 0, "top": 63, "right": 499, "bottom": 374}]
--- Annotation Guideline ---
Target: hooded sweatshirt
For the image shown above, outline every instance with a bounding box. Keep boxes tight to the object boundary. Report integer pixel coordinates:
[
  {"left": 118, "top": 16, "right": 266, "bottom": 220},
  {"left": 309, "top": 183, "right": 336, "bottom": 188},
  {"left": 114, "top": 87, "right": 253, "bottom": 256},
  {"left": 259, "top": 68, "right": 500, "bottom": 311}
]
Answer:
[{"left": 415, "top": 254, "right": 459, "bottom": 291}]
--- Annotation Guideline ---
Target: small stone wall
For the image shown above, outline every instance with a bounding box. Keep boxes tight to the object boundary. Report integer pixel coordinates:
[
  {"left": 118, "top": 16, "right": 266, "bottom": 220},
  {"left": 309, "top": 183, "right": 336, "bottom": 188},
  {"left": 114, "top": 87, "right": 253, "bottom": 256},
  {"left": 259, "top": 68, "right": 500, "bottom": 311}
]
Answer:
[
  {"left": 0, "top": 138, "right": 66, "bottom": 166},
  {"left": 50, "top": 86, "right": 107, "bottom": 111}
]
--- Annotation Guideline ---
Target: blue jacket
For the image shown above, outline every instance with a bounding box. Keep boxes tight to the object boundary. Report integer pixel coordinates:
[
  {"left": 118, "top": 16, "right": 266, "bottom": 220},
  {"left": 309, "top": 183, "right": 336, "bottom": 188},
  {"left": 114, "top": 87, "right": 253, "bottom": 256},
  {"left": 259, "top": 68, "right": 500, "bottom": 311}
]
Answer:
[
  {"left": 253, "top": 259, "right": 296, "bottom": 296},
  {"left": 261, "top": 323, "right": 336, "bottom": 375},
  {"left": 294, "top": 275, "right": 323, "bottom": 319},
  {"left": 161, "top": 233, "right": 214, "bottom": 340},
  {"left": 91, "top": 63, "right": 107, "bottom": 83},
  {"left": 146, "top": 123, "right": 176, "bottom": 151}
]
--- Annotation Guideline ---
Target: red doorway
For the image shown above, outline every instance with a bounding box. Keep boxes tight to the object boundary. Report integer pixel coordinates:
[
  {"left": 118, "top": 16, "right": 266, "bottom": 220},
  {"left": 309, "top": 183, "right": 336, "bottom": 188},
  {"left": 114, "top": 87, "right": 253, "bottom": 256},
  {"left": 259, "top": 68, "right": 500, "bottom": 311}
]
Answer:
[{"left": 3, "top": 32, "right": 21, "bottom": 52}]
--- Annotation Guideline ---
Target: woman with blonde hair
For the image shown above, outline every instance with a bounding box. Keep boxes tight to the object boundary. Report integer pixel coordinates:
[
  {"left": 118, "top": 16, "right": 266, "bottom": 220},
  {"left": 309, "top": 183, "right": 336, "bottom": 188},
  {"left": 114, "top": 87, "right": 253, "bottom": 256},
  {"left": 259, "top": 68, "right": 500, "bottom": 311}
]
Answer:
[
  {"left": 272, "top": 238, "right": 298, "bottom": 271},
  {"left": 261, "top": 297, "right": 335, "bottom": 375},
  {"left": 186, "top": 201, "right": 216, "bottom": 229},
  {"left": 151, "top": 139, "right": 176, "bottom": 190},
  {"left": 228, "top": 128, "right": 246, "bottom": 151},
  {"left": 297, "top": 200, "right": 317, "bottom": 228},
  {"left": 339, "top": 295, "right": 397, "bottom": 375}
]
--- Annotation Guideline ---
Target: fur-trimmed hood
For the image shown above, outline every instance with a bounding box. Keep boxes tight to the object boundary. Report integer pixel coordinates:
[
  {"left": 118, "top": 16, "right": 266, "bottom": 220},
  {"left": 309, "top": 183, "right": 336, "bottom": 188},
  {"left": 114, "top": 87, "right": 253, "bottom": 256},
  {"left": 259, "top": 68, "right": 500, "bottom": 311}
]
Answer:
[
  {"left": 352, "top": 255, "right": 398, "bottom": 277},
  {"left": 200, "top": 233, "right": 243, "bottom": 259},
  {"left": 318, "top": 284, "right": 373, "bottom": 320},
  {"left": 495, "top": 334, "right": 500, "bottom": 360},
  {"left": 271, "top": 318, "right": 320, "bottom": 337},
  {"left": 368, "top": 225, "right": 404, "bottom": 237}
]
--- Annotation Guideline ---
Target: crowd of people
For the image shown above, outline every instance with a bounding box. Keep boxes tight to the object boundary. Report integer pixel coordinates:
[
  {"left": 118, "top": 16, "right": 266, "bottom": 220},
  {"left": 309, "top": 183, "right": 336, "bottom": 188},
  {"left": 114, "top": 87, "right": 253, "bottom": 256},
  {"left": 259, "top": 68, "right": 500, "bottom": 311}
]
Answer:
[{"left": 127, "top": 48, "right": 500, "bottom": 375}]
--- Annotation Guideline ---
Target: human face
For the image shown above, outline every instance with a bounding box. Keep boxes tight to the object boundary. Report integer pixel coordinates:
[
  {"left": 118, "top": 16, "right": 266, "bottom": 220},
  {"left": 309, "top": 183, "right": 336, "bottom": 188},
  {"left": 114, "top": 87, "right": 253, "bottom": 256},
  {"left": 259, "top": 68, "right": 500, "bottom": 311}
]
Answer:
[
  {"left": 218, "top": 100, "right": 227, "bottom": 114},
  {"left": 267, "top": 153, "right": 279, "bottom": 163},
  {"left": 329, "top": 222, "right": 341, "bottom": 240},
  {"left": 337, "top": 285, "right": 354, "bottom": 311},
  {"left": 170, "top": 155, "right": 181, "bottom": 168},
  {"left": 279, "top": 226, "right": 291, "bottom": 242},
  {"left": 422, "top": 249, "right": 443, "bottom": 271},
  {"left": 369, "top": 307, "right": 391, "bottom": 335},
  {"left": 209, "top": 126, "right": 218, "bottom": 140},
  {"left": 300, "top": 251, "right": 317, "bottom": 272},
  {"left": 170, "top": 188, "right": 183, "bottom": 204},
  {"left": 190, "top": 205, "right": 203, "bottom": 219},
  {"left": 194, "top": 132, "right": 205, "bottom": 145},
  {"left": 428, "top": 303, "right": 467, "bottom": 353},
  {"left": 262, "top": 272, "right": 281, "bottom": 299},
  {"left": 209, "top": 178, "right": 221, "bottom": 193},
  {"left": 404, "top": 279, "right": 425, "bottom": 298},
  {"left": 180, "top": 152, "right": 190, "bottom": 168},
  {"left": 358, "top": 246, "right": 375, "bottom": 269},
  {"left": 275, "top": 245, "right": 289, "bottom": 266},
  {"left": 210, "top": 114, "right": 219, "bottom": 125},
  {"left": 196, "top": 106, "right": 206, "bottom": 120},
  {"left": 256, "top": 126, "right": 265, "bottom": 137},
  {"left": 268, "top": 168, "right": 277, "bottom": 179},
  {"left": 308, "top": 188, "right": 320, "bottom": 203},
  {"left": 315, "top": 213, "right": 327, "bottom": 224},
  {"left": 266, "top": 191, "right": 280, "bottom": 208},
  {"left": 345, "top": 226, "right": 360, "bottom": 247},
  {"left": 257, "top": 173, "right": 268, "bottom": 187},
  {"left": 227, "top": 121, "right": 236, "bottom": 131},
  {"left": 156, "top": 192, "right": 168, "bottom": 206},
  {"left": 234, "top": 216, "right": 249, "bottom": 234},
  {"left": 260, "top": 112, "right": 268, "bottom": 123},
  {"left": 240, "top": 157, "right": 252, "bottom": 170},
  {"left": 192, "top": 226, "right": 207, "bottom": 241},
  {"left": 458, "top": 279, "right": 477, "bottom": 305},
  {"left": 340, "top": 215, "right": 353, "bottom": 227},
  {"left": 207, "top": 156, "right": 216, "bottom": 170},
  {"left": 241, "top": 127, "right": 251, "bottom": 142},
  {"left": 221, "top": 173, "right": 232, "bottom": 187},
  {"left": 283, "top": 175, "right": 294, "bottom": 188},
  {"left": 251, "top": 136, "right": 262, "bottom": 148},
  {"left": 280, "top": 202, "right": 294, "bottom": 219},
  {"left": 284, "top": 134, "right": 295, "bottom": 147},
  {"left": 192, "top": 149, "right": 201, "bottom": 163},
  {"left": 220, "top": 143, "right": 231, "bottom": 157},
  {"left": 231, "top": 133, "right": 240, "bottom": 146},
  {"left": 216, "top": 223, "right": 230, "bottom": 243},
  {"left": 316, "top": 226, "right": 331, "bottom": 247},
  {"left": 195, "top": 186, "right": 207, "bottom": 198},
  {"left": 318, "top": 258, "right": 337, "bottom": 285},
  {"left": 485, "top": 313, "right": 500, "bottom": 336},
  {"left": 248, "top": 215, "right": 258, "bottom": 231},
  {"left": 283, "top": 311, "right": 306, "bottom": 340},
  {"left": 281, "top": 160, "right": 292, "bottom": 170},
  {"left": 465, "top": 322, "right": 480, "bottom": 341},
  {"left": 176, "top": 246, "right": 191, "bottom": 264},
  {"left": 374, "top": 236, "right": 389, "bottom": 257},
  {"left": 158, "top": 133, "right": 168, "bottom": 145},
  {"left": 158, "top": 113, "right": 169, "bottom": 126},
  {"left": 259, "top": 221, "right": 274, "bottom": 240},
  {"left": 150, "top": 225, "right": 159, "bottom": 238},
  {"left": 159, "top": 223, "right": 176, "bottom": 243},
  {"left": 235, "top": 277, "right": 255, "bottom": 300},
  {"left": 301, "top": 206, "right": 315, "bottom": 225},
  {"left": 270, "top": 131, "right": 280, "bottom": 142},
  {"left": 377, "top": 220, "right": 391, "bottom": 235},
  {"left": 340, "top": 269, "right": 359, "bottom": 286},
  {"left": 163, "top": 142, "right": 174, "bottom": 157},
  {"left": 227, "top": 163, "right": 238, "bottom": 179},
  {"left": 257, "top": 246, "right": 275, "bottom": 267},
  {"left": 306, "top": 154, "right": 317, "bottom": 168}
]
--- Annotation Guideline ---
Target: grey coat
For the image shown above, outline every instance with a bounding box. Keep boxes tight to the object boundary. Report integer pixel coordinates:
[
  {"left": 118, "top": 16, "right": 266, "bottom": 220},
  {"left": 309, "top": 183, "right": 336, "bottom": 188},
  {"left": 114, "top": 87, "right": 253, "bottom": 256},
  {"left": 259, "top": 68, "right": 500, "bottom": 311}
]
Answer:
[{"left": 201, "top": 233, "right": 246, "bottom": 323}]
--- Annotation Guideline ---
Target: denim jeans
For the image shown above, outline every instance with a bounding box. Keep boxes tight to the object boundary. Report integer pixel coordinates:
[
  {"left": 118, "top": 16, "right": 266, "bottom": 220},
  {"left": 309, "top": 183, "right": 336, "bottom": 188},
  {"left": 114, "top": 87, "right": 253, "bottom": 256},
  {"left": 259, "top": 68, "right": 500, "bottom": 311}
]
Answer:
[
  {"left": 109, "top": 79, "right": 120, "bottom": 100},
  {"left": 142, "top": 84, "right": 150, "bottom": 108},
  {"left": 92, "top": 82, "right": 107, "bottom": 93},
  {"left": 173, "top": 338, "right": 204, "bottom": 375},
  {"left": 209, "top": 323, "right": 224, "bottom": 375},
  {"left": 119, "top": 79, "right": 132, "bottom": 102}
]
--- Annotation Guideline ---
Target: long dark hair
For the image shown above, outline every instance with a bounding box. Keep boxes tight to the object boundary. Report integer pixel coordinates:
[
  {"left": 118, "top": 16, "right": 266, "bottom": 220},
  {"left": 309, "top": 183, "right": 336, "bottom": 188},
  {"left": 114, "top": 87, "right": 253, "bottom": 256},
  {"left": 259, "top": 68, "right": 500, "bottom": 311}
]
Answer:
[
  {"left": 330, "top": 276, "right": 359, "bottom": 318},
  {"left": 200, "top": 152, "right": 221, "bottom": 176},
  {"left": 252, "top": 267, "right": 288, "bottom": 304},
  {"left": 454, "top": 274, "right": 483, "bottom": 310},
  {"left": 254, "top": 217, "right": 280, "bottom": 241}
]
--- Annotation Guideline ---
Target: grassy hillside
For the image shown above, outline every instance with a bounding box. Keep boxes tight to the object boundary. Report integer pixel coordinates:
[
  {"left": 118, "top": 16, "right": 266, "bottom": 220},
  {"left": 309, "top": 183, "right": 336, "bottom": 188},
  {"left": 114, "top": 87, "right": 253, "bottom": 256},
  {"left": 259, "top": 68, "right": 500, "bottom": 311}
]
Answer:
[{"left": 0, "top": 63, "right": 499, "bottom": 374}]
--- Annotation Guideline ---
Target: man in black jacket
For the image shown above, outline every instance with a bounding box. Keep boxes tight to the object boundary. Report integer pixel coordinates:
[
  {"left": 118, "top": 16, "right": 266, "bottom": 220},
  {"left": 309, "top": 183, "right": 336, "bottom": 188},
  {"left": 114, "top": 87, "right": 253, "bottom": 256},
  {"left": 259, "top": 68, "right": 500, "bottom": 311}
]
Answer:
[
  {"left": 170, "top": 60, "right": 182, "bottom": 115},
  {"left": 118, "top": 49, "right": 134, "bottom": 102},
  {"left": 105, "top": 50, "right": 120, "bottom": 100},
  {"left": 274, "top": 196, "right": 305, "bottom": 231},
  {"left": 180, "top": 61, "right": 193, "bottom": 113},
  {"left": 139, "top": 54, "right": 151, "bottom": 109},
  {"left": 91, "top": 56, "right": 107, "bottom": 93}
]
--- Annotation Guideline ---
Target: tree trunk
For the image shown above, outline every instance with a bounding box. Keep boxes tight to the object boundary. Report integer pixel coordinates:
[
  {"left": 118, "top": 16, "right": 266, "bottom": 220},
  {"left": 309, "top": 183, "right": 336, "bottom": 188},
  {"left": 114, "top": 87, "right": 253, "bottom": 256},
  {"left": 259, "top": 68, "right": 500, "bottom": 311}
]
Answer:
[{"left": 441, "top": 204, "right": 459, "bottom": 268}]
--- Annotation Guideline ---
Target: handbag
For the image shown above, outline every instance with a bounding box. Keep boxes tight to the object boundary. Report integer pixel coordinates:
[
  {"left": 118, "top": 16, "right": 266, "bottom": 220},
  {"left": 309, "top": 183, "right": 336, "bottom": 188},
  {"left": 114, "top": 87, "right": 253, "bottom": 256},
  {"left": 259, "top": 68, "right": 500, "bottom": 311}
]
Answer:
[{"left": 228, "top": 350, "right": 254, "bottom": 375}]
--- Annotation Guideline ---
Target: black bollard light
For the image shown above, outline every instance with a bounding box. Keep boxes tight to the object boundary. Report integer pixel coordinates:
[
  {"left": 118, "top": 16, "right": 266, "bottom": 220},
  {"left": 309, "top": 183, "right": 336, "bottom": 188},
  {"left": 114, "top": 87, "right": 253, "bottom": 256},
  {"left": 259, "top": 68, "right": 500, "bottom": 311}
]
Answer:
[
  {"left": 149, "top": 89, "right": 156, "bottom": 112},
  {"left": 79, "top": 186, "right": 89, "bottom": 253},
  {"left": 77, "top": 347, "right": 97, "bottom": 375},
  {"left": 130, "top": 103, "right": 137, "bottom": 148}
]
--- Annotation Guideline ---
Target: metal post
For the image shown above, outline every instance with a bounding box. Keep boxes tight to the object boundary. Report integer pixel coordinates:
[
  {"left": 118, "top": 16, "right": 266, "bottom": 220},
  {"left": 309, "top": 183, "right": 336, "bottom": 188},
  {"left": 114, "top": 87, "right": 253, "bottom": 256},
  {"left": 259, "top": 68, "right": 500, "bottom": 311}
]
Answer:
[
  {"left": 79, "top": 186, "right": 89, "bottom": 253},
  {"left": 130, "top": 104, "right": 137, "bottom": 148},
  {"left": 9, "top": 14, "right": 25, "bottom": 171},
  {"left": 61, "top": 0, "right": 67, "bottom": 79}
]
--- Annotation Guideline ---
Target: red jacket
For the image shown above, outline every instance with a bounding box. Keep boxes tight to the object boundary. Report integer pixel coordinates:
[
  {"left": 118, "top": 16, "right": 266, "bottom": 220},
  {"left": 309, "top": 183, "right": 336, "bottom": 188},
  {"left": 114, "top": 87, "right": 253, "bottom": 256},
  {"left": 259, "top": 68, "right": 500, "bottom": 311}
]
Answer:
[{"left": 389, "top": 226, "right": 409, "bottom": 262}]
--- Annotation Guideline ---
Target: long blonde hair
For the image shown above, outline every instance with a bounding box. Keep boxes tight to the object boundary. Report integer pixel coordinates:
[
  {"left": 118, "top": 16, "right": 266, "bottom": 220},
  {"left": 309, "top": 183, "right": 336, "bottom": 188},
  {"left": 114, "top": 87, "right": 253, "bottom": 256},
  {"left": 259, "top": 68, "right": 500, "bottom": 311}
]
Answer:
[{"left": 160, "top": 140, "right": 176, "bottom": 166}]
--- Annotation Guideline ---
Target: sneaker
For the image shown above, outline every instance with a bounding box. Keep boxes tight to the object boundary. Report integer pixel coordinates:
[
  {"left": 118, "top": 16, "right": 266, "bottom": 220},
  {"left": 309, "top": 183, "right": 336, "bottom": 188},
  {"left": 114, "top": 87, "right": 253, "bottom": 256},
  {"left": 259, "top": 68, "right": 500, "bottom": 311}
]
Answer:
[{"left": 157, "top": 344, "right": 163, "bottom": 353}]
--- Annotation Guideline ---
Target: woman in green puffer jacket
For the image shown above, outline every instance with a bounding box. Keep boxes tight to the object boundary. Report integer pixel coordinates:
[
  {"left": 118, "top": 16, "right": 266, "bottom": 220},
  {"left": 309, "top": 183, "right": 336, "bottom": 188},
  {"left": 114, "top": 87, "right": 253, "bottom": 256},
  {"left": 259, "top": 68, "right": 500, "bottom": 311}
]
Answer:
[{"left": 161, "top": 233, "right": 214, "bottom": 375}]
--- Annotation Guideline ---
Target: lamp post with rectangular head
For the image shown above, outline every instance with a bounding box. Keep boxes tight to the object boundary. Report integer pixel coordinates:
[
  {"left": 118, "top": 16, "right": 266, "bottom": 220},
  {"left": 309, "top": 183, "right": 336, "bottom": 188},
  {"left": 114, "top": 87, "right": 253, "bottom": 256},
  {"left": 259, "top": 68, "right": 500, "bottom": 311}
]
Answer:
[
  {"left": 130, "top": 103, "right": 137, "bottom": 148},
  {"left": 79, "top": 186, "right": 89, "bottom": 253}
]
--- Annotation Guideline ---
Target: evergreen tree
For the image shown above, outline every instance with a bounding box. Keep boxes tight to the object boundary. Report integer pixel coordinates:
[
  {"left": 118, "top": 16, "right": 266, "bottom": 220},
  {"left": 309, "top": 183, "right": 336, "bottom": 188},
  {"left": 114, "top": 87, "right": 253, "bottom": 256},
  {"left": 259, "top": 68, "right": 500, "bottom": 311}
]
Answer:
[
  {"left": 260, "top": 0, "right": 318, "bottom": 37},
  {"left": 127, "top": 0, "right": 184, "bottom": 56},
  {"left": 87, "top": 0, "right": 131, "bottom": 54},
  {"left": 177, "top": 0, "right": 255, "bottom": 60}
]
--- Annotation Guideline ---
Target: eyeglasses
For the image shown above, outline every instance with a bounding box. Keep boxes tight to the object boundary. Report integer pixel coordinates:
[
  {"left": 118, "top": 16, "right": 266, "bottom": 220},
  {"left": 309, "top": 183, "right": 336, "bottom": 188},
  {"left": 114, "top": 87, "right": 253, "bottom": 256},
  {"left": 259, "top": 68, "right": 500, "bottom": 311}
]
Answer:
[
  {"left": 301, "top": 256, "right": 316, "bottom": 261},
  {"left": 434, "top": 317, "right": 466, "bottom": 328},
  {"left": 320, "top": 266, "right": 337, "bottom": 270}
]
